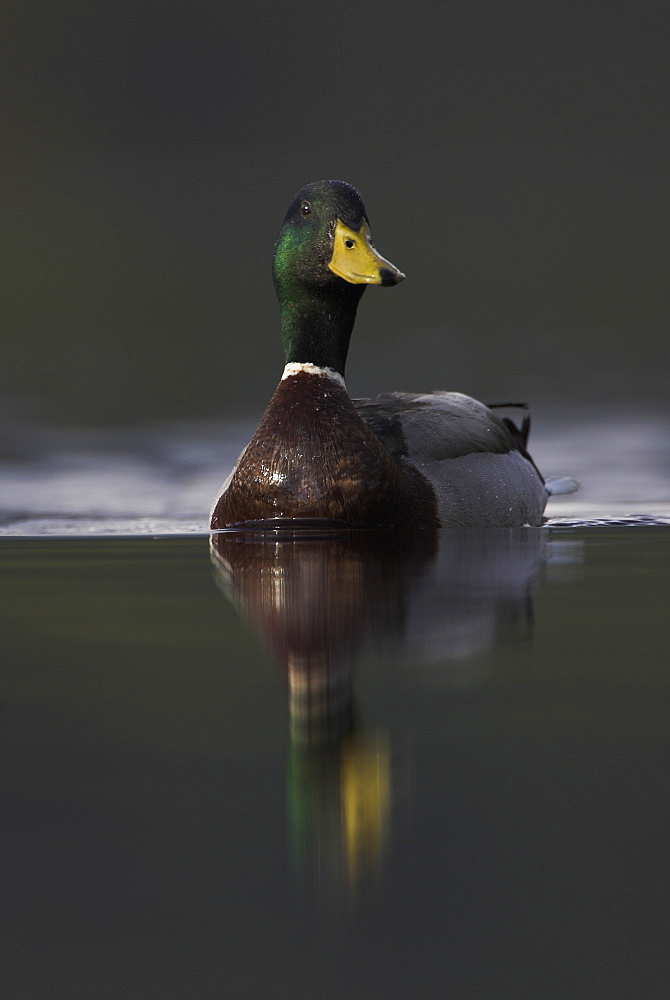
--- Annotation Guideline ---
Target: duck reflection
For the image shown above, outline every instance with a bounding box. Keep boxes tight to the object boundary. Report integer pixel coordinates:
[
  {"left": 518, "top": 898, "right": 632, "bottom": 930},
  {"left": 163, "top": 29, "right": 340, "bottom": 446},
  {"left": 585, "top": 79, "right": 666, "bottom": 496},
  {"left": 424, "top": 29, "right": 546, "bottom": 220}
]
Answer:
[{"left": 210, "top": 526, "right": 549, "bottom": 899}]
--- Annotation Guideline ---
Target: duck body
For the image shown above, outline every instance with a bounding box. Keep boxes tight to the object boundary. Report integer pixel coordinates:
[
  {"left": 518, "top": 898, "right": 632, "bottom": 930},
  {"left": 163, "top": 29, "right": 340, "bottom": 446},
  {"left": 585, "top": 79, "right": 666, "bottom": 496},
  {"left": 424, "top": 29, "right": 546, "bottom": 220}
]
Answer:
[{"left": 211, "top": 180, "right": 549, "bottom": 530}]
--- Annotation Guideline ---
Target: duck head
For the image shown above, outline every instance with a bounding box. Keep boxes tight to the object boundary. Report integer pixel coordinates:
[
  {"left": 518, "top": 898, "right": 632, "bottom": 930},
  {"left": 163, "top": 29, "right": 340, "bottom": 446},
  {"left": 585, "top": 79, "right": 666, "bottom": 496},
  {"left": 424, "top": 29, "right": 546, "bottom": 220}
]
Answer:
[{"left": 273, "top": 180, "right": 405, "bottom": 377}]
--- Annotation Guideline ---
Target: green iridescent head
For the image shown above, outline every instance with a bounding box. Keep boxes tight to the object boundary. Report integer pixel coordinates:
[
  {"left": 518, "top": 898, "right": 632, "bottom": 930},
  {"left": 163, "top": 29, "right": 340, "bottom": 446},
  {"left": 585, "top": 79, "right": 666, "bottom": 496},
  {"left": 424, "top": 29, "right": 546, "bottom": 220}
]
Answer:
[{"left": 272, "top": 180, "right": 405, "bottom": 373}]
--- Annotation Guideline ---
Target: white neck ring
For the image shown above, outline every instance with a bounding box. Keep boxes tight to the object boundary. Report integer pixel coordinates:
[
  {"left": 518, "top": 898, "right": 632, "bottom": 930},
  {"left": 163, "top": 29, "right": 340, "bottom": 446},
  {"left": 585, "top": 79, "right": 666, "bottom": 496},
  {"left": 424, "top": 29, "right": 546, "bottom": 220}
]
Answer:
[{"left": 281, "top": 362, "right": 346, "bottom": 388}]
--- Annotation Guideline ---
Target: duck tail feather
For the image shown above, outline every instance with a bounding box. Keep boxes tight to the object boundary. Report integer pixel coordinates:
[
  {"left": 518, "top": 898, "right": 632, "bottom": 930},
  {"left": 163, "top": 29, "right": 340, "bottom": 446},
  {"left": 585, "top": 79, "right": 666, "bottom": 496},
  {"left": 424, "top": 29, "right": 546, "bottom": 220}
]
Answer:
[
  {"left": 546, "top": 477, "right": 580, "bottom": 496},
  {"left": 487, "top": 402, "right": 531, "bottom": 447}
]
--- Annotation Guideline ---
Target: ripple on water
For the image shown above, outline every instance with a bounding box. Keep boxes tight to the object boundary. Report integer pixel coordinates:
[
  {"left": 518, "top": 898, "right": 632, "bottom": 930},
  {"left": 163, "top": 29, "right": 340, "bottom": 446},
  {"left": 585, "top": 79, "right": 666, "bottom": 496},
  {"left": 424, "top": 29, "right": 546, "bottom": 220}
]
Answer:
[{"left": 547, "top": 513, "right": 670, "bottom": 529}]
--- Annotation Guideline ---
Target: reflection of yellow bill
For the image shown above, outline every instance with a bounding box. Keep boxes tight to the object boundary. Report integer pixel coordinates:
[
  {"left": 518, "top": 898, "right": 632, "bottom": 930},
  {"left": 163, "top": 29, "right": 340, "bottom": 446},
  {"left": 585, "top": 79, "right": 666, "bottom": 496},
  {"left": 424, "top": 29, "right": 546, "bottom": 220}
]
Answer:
[{"left": 341, "top": 732, "right": 391, "bottom": 883}]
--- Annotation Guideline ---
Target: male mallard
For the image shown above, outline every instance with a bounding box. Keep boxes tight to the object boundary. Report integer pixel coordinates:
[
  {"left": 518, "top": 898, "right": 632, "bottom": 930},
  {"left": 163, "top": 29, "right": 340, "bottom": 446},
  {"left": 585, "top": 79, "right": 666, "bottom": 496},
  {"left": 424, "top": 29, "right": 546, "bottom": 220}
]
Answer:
[{"left": 211, "top": 180, "right": 551, "bottom": 529}]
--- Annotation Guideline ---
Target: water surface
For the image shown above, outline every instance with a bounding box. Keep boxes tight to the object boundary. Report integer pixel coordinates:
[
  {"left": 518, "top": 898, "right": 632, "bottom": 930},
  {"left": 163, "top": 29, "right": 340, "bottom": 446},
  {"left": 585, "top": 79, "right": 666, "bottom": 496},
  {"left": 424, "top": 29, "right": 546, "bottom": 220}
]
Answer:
[{"left": 2, "top": 523, "right": 669, "bottom": 998}]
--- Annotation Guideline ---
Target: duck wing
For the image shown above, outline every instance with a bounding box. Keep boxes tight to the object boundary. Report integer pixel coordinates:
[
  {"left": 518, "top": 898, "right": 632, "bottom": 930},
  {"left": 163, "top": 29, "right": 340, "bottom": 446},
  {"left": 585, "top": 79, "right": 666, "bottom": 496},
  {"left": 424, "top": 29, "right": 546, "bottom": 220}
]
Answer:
[
  {"left": 354, "top": 391, "right": 525, "bottom": 463},
  {"left": 354, "top": 391, "right": 549, "bottom": 527}
]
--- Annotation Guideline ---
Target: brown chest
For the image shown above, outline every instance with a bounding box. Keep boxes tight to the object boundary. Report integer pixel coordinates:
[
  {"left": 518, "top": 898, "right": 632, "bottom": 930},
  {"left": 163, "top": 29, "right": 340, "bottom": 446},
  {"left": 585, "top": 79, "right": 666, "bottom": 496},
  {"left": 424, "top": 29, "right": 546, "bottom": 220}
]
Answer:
[{"left": 211, "top": 375, "right": 437, "bottom": 529}]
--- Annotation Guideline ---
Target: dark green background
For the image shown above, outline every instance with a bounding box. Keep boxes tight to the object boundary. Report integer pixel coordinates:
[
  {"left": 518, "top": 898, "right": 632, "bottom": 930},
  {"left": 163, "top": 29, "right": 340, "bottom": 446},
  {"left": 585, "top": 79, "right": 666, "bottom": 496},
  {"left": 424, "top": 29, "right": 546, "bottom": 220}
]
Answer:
[{"left": 3, "top": 0, "right": 668, "bottom": 424}]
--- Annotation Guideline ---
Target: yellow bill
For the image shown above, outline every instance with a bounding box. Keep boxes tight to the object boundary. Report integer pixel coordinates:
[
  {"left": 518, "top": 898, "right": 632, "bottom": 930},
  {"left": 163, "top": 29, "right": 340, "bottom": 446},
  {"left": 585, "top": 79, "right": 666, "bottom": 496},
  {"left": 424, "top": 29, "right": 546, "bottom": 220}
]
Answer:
[{"left": 328, "top": 219, "right": 405, "bottom": 286}]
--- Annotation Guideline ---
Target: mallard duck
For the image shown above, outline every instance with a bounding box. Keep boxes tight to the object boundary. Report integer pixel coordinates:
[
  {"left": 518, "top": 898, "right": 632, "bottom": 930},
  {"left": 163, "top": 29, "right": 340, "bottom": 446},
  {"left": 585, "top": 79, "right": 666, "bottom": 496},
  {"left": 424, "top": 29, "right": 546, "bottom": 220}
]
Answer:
[{"left": 211, "top": 180, "right": 552, "bottom": 529}]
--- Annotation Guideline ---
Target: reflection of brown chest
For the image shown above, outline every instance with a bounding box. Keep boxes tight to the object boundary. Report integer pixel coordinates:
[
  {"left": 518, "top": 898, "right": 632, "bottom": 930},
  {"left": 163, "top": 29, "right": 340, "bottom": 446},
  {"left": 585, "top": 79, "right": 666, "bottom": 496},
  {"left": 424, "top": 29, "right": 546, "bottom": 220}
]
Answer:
[{"left": 211, "top": 374, "right": 438, "bottom": 528}]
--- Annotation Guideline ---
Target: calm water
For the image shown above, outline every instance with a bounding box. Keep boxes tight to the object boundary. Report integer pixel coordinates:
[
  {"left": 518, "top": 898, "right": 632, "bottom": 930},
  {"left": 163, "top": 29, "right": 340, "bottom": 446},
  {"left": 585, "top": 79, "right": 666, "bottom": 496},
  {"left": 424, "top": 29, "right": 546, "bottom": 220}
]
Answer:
[{"left": 1, "top": 411, "right": 669, "bottom": 998}]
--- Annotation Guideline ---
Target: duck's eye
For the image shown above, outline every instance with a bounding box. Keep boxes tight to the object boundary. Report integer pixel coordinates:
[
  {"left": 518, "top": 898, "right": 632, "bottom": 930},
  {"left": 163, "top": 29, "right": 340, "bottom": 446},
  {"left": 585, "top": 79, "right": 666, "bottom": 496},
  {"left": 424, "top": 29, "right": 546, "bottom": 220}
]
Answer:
[
  {"left": 344, "top": 238, "right": 355, "bottom": 249},
  {"left": 300, "top": 201, "right": 312, "bottom": 216}
]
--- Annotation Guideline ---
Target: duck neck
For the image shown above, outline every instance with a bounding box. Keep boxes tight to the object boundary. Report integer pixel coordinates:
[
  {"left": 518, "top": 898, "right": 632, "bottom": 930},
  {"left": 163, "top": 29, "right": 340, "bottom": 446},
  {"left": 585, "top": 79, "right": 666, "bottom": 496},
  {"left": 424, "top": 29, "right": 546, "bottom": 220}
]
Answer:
[{"left": 278, "top": 285, "right": 365, "bottom": 379}]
